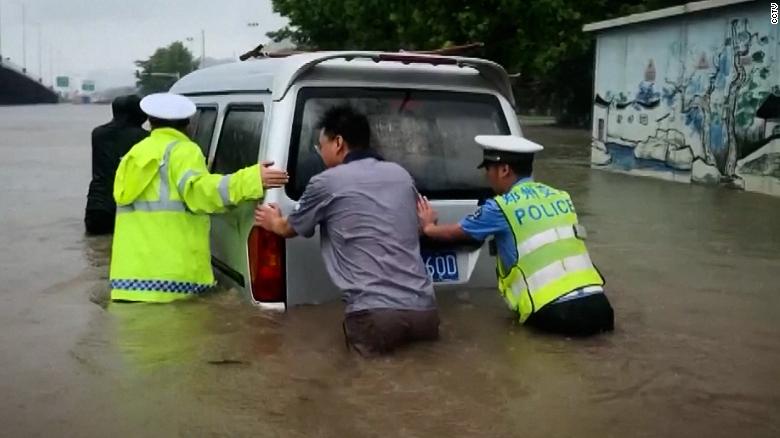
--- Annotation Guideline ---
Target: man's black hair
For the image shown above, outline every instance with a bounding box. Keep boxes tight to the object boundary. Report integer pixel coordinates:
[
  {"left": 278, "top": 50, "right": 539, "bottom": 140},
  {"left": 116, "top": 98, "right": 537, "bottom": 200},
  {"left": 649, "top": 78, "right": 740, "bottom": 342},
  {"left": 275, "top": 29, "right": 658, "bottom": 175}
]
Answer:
[
  {"left": 509, "top": 155, "right": 534, "bottom": 178},
  {"left": 488, "top": 154, "right": 534, "bottom": 178},
  {"left": 317, "top": 105, "right": 371, "bottom": 150},
  {"left": 149, "top": 116, "right": 190, "bottom": 131}
]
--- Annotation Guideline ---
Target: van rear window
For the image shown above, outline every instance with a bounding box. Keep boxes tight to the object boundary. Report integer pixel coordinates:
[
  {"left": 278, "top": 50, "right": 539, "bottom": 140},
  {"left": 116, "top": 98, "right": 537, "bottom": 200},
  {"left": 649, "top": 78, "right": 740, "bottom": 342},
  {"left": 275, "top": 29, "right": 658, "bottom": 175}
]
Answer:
[
  {"left": 189, "top": 106, "right": 218, "bottom": 157},
  {"left": 286, "top": 88, "right": 510, "bottom": 200},
  {"left": 212, "top": 105, "right": 264, "bottom": 174}
]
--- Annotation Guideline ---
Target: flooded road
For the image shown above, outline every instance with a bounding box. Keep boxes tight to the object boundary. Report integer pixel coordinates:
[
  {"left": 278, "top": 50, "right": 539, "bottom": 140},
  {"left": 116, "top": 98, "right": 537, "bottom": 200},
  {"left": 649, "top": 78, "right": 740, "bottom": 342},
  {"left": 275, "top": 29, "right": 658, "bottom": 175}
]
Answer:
[{"left": 1, "top": 104, "right": 779, "bottom": 437}]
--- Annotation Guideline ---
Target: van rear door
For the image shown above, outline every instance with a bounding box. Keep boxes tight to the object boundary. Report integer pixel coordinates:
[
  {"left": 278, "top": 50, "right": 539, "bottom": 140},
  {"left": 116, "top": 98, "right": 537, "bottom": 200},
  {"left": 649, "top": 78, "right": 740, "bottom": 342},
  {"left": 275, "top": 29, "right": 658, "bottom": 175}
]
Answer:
[{"left": 285, "top": 87, "right": 512, "bottom": 305}]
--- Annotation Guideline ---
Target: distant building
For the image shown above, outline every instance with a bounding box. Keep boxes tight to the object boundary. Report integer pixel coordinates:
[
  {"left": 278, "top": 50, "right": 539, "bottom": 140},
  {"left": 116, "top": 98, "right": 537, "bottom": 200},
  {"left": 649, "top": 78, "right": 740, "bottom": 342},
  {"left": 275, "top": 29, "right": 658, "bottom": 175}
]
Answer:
[{"left": 584, "top": 0, "right": 780, "bottom": 196}]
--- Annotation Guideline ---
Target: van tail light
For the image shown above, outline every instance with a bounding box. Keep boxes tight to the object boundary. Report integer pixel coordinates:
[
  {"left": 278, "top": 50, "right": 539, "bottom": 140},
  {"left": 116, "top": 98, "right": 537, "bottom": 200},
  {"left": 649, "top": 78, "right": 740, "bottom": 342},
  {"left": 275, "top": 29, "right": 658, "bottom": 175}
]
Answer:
[{"left": 248, "top": 226, "right": 286, "bottom": 303}]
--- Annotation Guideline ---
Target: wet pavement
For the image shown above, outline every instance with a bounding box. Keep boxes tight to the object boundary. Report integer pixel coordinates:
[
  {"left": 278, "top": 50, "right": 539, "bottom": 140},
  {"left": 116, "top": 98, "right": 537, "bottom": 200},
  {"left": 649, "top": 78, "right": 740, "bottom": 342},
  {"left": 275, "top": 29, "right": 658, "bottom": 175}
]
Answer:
[{"left": 1, "top": 104, "right": 779, "bottom": 437}]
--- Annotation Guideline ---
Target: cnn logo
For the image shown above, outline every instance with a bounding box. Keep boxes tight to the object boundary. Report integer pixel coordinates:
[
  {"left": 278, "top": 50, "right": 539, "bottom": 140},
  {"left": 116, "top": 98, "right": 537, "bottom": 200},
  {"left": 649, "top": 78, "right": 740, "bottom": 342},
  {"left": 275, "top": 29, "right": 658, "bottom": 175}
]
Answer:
[{"left": 773, "top": 3, "right": 779, "bottom": 24}]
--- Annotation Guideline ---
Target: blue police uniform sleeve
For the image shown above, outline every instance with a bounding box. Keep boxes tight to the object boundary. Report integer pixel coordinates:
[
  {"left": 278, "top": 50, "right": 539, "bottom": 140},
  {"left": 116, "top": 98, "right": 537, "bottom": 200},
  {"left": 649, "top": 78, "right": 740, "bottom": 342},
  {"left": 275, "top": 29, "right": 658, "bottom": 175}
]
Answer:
[{"left": 459, "top": 199, "right": 510, "bottom": 241}]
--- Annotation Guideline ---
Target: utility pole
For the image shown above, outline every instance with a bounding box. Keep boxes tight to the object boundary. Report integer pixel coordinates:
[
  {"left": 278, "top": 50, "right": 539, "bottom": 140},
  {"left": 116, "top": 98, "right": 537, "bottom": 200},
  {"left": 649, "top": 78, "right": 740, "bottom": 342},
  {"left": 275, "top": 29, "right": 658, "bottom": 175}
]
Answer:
[
  {"left": 200, "top": 29, "right": 205, "bottom": 68},
  {"left": 36, "top": 24, "right": 41, "bottom": 80},
  {"left": 21, "top": 2, "right": 25, "bottom": 71},
  {"left": 0, "top": 0, "right": 4, "bottom": 61}
]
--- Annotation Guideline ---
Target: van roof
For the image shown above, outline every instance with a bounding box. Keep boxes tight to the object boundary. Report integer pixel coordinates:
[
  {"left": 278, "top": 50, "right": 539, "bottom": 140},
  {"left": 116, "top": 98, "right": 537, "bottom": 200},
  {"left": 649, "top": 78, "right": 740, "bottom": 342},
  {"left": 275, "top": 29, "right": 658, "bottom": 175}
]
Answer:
[{"left": 170, "top": 51, "right": 515, "bottom": 106}]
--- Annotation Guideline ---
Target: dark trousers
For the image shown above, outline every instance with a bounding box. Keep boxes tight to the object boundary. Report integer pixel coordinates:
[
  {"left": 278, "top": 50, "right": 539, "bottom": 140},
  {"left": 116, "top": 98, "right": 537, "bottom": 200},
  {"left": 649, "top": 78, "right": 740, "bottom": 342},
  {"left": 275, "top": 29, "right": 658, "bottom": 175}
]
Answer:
[
  {"left": 526, "top": 293, "right": 614, "bottom": 337},
  {"left": 84, "top": 210, "right": 115, "bottom": 235},
  {"left": 343, "top": 308, "right": 440, "bottom": 357}
]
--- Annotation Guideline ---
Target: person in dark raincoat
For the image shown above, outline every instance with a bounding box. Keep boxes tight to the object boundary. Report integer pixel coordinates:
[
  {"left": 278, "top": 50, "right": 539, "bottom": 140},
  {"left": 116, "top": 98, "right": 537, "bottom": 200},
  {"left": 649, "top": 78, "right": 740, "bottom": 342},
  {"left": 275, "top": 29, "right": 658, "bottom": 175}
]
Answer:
[{"left": 85, "top": 95, "right": 148, "bottom": 235}]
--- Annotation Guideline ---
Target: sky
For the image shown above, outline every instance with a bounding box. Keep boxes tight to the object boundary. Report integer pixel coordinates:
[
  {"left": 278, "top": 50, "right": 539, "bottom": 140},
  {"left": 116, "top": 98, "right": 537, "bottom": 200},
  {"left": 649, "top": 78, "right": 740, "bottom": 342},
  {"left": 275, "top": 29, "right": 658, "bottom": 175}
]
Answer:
[{"left": 0, "top": 0, "right": 288, "bottom": 89}]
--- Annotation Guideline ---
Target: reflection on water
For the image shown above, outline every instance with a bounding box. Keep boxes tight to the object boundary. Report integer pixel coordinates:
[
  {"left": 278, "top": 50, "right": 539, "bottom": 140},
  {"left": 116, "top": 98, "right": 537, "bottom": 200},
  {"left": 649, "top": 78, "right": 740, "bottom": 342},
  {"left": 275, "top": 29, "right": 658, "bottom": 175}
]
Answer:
[
  {"left": 84, "top": 235, "right": 112, "bottom": 307},
  {"left": 1, "top": 106, "right": 779, "bottom": 437}
]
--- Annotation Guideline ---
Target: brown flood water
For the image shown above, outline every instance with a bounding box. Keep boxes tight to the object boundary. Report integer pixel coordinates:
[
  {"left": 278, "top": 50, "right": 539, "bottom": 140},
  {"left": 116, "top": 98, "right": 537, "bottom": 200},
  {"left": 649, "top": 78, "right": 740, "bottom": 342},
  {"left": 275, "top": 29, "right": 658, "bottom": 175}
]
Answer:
[{"left": 1, "top": 104, "right": 779, "bottom": 437}]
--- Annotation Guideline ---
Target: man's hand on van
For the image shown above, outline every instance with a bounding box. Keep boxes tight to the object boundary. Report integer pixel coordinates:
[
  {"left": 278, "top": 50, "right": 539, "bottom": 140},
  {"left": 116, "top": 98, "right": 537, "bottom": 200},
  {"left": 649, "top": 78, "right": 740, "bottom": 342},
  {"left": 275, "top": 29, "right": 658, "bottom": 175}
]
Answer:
[
  {"left": 417, "top": 195, "right": 469, "bottom": 242},
  {"left": 260, "top": 161, "right": 289, "bottom": 189},
  {"left": 255, "top": 203, "right": 282, "bottom": 231},
  {"left": 417, "top": 195, "right": 438, "bottom": 230},
  {"left": 255, "top": 203, "right": 298, "bottom": 238}
]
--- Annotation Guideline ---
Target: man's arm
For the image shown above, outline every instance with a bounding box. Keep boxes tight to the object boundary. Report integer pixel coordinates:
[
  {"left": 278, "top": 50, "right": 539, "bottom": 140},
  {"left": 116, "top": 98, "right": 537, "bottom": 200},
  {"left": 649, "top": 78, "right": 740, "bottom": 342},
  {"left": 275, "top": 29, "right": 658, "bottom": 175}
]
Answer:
[
  {"left": 421, "top": 223, "right": 470, "bottom": 241},
  {"left": 417, "top": 195, "right": 471, "bottom": 241},
  {"left": 256, "top": 173, "right": 331, "bottom": 239},
  {"left": 171, "top": 142, "right": 288, "bottom": 214},
  {"left": 418, "top": 195, "right": 507, "bottom": 243}
]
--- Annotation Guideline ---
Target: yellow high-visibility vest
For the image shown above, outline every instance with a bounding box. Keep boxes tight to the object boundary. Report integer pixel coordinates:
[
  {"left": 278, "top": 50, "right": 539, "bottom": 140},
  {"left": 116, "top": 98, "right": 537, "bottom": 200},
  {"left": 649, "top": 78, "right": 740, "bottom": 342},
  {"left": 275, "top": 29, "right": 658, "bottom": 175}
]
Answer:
[
  {"left": 494, "top": 181, "right": 604, "bottom": 322},
  {"left": 110, "top": 127, "right": 264, "bottom": 303}
]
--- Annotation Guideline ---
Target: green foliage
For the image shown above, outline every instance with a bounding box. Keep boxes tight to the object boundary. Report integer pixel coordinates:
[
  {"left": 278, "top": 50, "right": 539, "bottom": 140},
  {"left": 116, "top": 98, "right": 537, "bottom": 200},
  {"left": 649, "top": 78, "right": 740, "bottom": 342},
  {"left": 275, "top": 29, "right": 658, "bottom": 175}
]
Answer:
[
  {"left": 268, "top": 0, "right": 687, "bottom": 125},
  {"left": 135, "top": 42, "right": 198, "bottom": 95}
]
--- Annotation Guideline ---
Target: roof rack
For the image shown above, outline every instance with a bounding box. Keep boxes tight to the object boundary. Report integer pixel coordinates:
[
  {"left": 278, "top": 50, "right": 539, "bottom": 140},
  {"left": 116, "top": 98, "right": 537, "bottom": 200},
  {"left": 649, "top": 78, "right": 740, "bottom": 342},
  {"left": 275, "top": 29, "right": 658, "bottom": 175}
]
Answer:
[
  {"left": 401, "top": 42, "right": 485, "bottom": 56},
  {"left": 239, "top": 44, "right": 304, "bottom": 60},
  {"left": 273, "top": 51, "right": 514, "bottom": 105},
  {"left": 174, "top": 50, "right": 516, "bottom": 106},
  {"left": 239, "top": 42, "right": 485, "bottom": 61}
]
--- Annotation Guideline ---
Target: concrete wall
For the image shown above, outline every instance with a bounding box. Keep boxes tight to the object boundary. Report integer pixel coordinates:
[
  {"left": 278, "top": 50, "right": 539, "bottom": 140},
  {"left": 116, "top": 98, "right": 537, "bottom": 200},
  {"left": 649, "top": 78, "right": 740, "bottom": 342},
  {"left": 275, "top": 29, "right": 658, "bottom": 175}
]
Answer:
[{"left": 590, "top": 2, "right": 780, "bottom": 196}]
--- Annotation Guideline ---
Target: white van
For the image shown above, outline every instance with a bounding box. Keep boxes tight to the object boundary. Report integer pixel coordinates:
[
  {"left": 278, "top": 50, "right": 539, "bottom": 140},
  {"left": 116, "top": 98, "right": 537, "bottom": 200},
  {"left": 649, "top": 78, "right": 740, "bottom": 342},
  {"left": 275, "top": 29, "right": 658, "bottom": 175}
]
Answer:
[{"left": 169, "top": 51, "right": 522, "bottom": 310}]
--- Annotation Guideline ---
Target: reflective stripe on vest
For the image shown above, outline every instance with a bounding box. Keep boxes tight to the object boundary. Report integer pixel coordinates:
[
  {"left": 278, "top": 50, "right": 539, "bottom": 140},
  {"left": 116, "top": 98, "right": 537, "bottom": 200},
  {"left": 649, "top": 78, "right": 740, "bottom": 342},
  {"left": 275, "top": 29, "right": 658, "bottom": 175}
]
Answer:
[
  {"left": 117, "top": 201, "right": 186, "bottom": 213},
  {"left": 117, "top": 141, "right": 187, "bottom": 214},
  {"left": 508, "top": 252, "right": 596, "bottom": 296},
  {"left": 517, "top": 224, "right": 587, "bottom": 258},
  {"left": 111, "top": 279, "right": 212, "bottom": 294},
  {"left": 177, "top": 169, "right": 201, "bottom": 197},
  {"left": 217, "top": 174, "right": 232, "bottom": 206}
]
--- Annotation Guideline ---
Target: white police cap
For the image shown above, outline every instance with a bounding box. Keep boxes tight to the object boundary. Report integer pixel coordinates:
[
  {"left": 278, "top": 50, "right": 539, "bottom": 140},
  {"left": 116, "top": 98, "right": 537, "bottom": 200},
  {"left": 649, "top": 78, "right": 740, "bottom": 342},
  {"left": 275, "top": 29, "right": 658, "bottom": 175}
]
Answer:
[
  {"left": 474, "top": 135, "right": 543, "bottom": 168},
  {"left": 475, "top": 135, "right": 544, "bottom": 153},
  {"left": 140, "top": 93, "right": 196, "bottom": 120}
]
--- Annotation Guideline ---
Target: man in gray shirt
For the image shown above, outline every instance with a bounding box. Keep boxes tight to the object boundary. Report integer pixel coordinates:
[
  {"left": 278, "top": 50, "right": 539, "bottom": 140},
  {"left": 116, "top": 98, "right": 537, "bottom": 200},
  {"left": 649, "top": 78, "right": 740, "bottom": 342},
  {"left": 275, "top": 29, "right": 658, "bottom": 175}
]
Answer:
[{"left": 255, "top": 105, "right": 439, "bottom": 357}]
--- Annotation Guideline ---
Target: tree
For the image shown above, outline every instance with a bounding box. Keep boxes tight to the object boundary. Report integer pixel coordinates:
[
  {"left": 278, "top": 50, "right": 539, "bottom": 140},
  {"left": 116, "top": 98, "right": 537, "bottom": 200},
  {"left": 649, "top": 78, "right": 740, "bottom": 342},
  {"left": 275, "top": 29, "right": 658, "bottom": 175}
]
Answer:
[
  {"left": 135, "top": 42, "right": 198, "bottom": 95},
  {"left": 267, "top": 0, "right": 687, "bottom": 125}
]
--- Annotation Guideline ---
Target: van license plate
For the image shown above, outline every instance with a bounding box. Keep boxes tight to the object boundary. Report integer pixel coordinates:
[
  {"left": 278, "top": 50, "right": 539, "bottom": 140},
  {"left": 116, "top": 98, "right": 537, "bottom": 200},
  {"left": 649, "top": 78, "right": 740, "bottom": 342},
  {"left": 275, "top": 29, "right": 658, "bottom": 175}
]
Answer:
[{"left": 422, "top": 251, "right": 459, "bottom": 282}]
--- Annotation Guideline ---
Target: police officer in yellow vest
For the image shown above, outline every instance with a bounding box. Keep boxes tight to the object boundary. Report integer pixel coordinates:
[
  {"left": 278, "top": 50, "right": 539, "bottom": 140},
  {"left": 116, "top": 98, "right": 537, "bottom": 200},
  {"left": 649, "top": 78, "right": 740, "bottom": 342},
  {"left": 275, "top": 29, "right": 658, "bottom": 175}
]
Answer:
[
  {"left": 110, "top": 93, "right": 289, "bottom": 303},
  {"left": 417, "top": 135, "right": 614, "bottom": 336}
]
